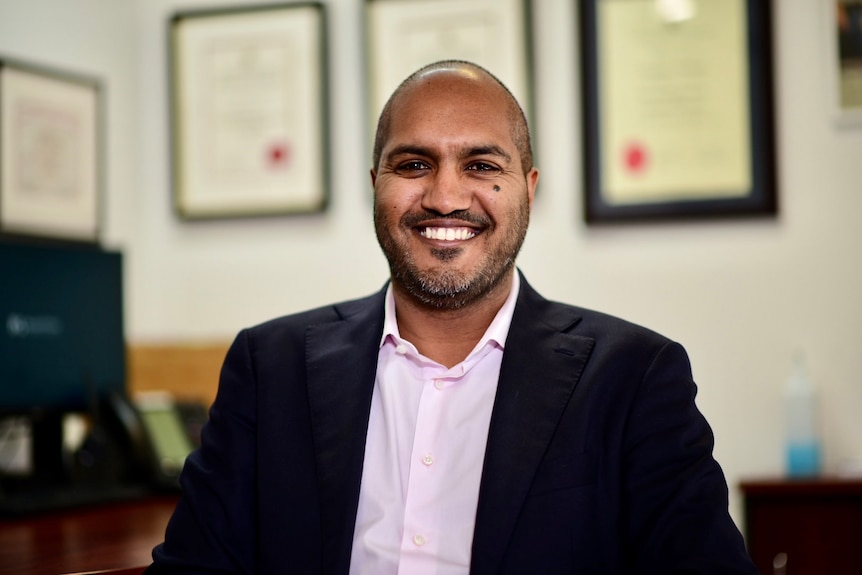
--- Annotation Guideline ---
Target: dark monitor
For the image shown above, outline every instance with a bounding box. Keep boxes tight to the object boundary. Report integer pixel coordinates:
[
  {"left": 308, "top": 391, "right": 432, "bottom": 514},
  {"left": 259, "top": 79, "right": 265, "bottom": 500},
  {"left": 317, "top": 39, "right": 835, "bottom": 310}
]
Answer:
[
  {"left": 0, "top": 241, "right": 125, "bottom": 411},
  {"left": 0, "top": 241, "right": 147, "bottom": 514}
]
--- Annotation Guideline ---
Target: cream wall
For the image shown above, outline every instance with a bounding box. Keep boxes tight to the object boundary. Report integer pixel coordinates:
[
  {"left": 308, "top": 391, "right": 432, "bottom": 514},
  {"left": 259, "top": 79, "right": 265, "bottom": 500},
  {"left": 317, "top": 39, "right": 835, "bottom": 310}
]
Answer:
[{"left": 2, "top": 0, "right": 861, "bottom": 528}]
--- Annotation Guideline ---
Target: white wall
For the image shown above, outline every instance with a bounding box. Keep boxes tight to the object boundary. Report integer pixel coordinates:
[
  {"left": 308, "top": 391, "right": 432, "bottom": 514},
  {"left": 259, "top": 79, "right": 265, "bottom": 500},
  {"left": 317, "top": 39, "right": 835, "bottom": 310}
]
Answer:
[{"left": 2, "top": 0, "right": 861, "bottom": 528}]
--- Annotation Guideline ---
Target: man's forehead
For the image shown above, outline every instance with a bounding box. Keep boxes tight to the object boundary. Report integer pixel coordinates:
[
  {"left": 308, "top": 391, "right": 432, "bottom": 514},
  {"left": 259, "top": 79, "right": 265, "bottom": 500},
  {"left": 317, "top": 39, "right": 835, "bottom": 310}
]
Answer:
[
  {"left": 382, "top": 92, "right": 517, "bottom": 159},
  {"left": 371, "top": 62, "right": 530, "bottom": 172},
  {"left": 396, "top": 70, "right": 500, "bottom": 107}
]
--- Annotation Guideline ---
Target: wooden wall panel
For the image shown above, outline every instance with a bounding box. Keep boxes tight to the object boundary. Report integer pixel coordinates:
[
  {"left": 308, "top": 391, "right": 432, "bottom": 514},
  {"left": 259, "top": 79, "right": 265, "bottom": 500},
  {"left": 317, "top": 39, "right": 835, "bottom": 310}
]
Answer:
[{"left": 126, "top": 343, "right": 230, "bottom": 407}]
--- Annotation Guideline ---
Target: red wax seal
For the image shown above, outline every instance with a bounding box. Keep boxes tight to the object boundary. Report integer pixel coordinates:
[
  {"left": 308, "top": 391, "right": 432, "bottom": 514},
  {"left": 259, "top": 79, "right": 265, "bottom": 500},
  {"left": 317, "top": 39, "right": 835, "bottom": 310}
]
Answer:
[
  {"left": 623, "top": 141, "right": 648, "bottom": 175},
  {"left": 266, "top": 141, "right": 291, "bottom": 169}
]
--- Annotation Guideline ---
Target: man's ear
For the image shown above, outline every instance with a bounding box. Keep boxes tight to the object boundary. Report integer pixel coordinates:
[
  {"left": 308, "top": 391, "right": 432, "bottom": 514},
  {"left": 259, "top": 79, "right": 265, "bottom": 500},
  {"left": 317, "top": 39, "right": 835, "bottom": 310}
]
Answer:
[
  {"left": 526, "top": 167, "right": 539, "bottom": 208},
  {"left": 370, "top": 169, "right": 377, "bottom": 187}
]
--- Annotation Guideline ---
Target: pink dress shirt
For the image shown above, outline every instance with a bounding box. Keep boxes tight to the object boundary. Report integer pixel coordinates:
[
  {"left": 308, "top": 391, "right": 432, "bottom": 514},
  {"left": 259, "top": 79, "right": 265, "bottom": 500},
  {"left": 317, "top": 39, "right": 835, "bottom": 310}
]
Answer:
[{"left": 349, "top": 274, "right": 520, "bottom": 575}]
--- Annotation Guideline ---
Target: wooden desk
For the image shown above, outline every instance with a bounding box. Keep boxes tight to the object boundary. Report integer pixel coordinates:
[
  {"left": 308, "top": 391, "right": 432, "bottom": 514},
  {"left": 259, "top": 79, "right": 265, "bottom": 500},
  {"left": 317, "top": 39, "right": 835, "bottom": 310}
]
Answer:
[
  {"left": 0, "top": 495, "right": 177, "bottom": 575},
  {"left": 740, "top": 477, "right": 862, "bottom": 574}
]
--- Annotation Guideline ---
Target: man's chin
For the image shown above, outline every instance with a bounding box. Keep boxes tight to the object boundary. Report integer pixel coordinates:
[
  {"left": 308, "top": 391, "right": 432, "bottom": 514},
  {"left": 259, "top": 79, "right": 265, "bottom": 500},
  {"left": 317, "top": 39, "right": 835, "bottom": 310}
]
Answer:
[
  {"left": 415, "top": 269, "right": 471, "bottom": 295},
  {"left": 391, "top": 268, "right": 471, "bottom": 309},
  {"left": 400, "top": 263, "right": 512, "bottom": 311},
  {"left": 405, "top": 287, "right": 475, "bottom": 311}
]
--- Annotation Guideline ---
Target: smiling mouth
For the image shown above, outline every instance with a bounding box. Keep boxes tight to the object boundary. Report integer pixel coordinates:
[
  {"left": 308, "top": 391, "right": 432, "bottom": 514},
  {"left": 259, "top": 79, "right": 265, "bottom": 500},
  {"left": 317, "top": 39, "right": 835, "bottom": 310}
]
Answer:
[{"left": 419, "top": 227, "right": 478, "bottom": 241}]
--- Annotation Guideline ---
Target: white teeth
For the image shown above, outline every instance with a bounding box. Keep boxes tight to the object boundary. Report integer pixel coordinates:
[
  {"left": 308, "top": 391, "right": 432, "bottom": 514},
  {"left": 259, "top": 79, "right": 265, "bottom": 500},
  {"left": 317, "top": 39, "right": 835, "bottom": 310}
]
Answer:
[{"left": 420, "top": 227, "right": 476, "bottom": 241}]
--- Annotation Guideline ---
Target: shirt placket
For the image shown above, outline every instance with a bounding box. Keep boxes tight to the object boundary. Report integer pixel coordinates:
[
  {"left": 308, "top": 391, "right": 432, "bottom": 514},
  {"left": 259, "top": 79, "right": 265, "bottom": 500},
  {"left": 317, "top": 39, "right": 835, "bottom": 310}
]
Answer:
[{"left": 397, "top": 368, "right": 454, "bottom": 575}]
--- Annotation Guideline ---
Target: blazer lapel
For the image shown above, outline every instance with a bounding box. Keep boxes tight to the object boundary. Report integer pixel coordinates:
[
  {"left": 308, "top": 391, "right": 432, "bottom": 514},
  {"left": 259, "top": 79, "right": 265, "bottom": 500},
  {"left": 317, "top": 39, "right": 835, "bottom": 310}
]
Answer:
[
  {"left": 470, "top": 277, "right": 596, "bottom": 575},
  {"left": 305, "top": 290, "right": 386, "bottom": 575}
]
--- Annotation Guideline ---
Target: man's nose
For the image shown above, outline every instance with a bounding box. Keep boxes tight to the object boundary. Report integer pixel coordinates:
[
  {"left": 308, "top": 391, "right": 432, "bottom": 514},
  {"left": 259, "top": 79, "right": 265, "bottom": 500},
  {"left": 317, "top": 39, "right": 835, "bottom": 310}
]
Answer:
[{"left": 420, "top": 167, "right": 472, "bottom": 215}]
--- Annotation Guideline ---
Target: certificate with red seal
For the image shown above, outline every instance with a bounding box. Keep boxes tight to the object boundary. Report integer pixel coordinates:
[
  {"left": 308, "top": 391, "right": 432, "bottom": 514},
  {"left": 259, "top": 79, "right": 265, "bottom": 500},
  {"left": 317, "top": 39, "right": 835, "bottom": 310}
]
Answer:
[
  {"left": 581, "top": 0, "right": 777, "bottom": 222},
  {"left": 170, "top": 3, "right": 328, "bottom": 219}
]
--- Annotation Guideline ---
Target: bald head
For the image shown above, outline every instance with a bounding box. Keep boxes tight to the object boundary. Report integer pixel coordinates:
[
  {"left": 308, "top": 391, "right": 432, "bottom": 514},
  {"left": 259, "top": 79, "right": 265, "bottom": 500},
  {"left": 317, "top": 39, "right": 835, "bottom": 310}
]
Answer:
[{"left": 372, "top": 60, "right": 533, "bottom": 174}]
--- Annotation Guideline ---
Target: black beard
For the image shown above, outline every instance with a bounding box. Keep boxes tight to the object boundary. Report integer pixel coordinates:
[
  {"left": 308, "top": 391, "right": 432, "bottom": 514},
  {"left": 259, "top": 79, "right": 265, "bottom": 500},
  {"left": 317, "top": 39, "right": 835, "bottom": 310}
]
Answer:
[
  {"left": 374, "top": 206, "right": 528, "bottom": 311},
  {"left": 429, "top": 246, "right": 461, "bottom": 262},
  {"left": 390, "top": 254, "right": 515, "bottom": 311}
]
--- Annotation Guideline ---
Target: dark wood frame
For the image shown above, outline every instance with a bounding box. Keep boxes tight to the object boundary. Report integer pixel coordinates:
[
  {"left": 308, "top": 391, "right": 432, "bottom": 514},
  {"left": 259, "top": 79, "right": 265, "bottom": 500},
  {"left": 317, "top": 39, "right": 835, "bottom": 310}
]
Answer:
[{"left": 579, "top": 0, "right": 777, "bottom": 224}]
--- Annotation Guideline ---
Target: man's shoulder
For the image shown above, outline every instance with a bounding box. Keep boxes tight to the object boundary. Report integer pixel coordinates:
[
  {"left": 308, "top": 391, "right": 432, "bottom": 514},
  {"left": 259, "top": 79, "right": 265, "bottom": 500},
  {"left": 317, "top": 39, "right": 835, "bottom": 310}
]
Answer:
[
  {"left": 523, "top": 294, "right": 689, "bottom": 378},
  {"left": 548, "top": 299, "right": 672, "bottom": 345},
  {"left": 244, "top": 288, "right": 386, "bottom": 339},
  {"left": 519, "top": 277, "right": 672, "bottom": 346}
]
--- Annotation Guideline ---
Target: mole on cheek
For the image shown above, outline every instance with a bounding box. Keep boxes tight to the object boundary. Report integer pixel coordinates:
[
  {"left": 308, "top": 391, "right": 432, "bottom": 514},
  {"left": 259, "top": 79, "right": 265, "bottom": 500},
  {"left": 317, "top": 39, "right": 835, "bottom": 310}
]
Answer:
[{"left": 493, "top": 185, "right": 501, "bottom": 192}]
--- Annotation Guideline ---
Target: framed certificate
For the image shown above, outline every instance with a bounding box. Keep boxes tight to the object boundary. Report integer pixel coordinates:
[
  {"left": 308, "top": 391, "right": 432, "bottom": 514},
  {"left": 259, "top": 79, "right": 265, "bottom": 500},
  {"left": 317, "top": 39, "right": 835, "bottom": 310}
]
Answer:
[
  {"left": 170, "top": 2, "right": 328, "bottom": 219},
  {"left": 580, "top": 0, "right": 777, "bottom": 223},
  {"left": 0, "top": 58, "right": 101, "bottom": 242},
  {"left": 365, "top": 0, "right": 533, "bottom": 151},
  {"left": 828, "top": 0, "right": 862, "bottom": 126}
]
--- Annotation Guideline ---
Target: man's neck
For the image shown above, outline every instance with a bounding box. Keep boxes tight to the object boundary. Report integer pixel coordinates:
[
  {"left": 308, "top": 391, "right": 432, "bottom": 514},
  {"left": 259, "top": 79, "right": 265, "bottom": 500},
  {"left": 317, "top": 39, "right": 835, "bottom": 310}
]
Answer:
[{"left": 392, "top": 272, "right": 513, "bottom": 368}]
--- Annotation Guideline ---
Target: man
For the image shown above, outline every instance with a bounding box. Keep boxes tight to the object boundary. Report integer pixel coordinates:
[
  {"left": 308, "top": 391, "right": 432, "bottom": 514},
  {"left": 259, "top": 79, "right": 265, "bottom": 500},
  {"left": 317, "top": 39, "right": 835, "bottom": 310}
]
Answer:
[{"left": 147, "top": 60, "right": 757, "bottom": 574}]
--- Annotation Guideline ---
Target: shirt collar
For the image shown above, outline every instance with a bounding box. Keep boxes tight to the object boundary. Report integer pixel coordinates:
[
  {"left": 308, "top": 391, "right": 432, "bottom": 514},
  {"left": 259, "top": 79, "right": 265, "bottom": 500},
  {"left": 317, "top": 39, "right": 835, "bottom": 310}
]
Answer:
[{"left": 379, "top": 271, "right": 521, "bottom": 351}]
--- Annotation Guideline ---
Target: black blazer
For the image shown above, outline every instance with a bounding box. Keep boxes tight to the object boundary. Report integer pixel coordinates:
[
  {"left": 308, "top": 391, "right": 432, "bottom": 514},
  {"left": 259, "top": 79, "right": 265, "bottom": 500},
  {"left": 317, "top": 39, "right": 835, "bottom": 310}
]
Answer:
[{"left": 148, "top": 273, "right": 757, "bottom": 574}]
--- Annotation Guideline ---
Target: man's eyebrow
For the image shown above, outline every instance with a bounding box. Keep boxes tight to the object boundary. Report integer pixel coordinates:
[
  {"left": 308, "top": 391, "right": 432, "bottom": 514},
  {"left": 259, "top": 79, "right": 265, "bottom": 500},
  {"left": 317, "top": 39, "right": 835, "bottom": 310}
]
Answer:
[
  {"left": 383, "top": 144, "right": 434, "bottom": 161},
  {"left": 461, "top": 145, "right": 511, "bottom": 163},
  {"left": 382, "top": 143, "right": 512, "bottom": 163}
]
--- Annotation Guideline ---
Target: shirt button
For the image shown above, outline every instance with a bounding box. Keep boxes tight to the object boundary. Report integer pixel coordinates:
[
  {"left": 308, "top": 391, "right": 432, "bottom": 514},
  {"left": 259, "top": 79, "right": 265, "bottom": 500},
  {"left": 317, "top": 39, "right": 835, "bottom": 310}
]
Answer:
[
  {"left": 395, "top": 344, "right": 408, "bottom": 355},
  {"left": 433, "top": 379, "right": 445, "bottom": 390},
  {"left": 422, "top": 454, "right": 434, "bottom": 466},
  {"left": 413, "top": 534, "right": 426, "bottom": 547}
]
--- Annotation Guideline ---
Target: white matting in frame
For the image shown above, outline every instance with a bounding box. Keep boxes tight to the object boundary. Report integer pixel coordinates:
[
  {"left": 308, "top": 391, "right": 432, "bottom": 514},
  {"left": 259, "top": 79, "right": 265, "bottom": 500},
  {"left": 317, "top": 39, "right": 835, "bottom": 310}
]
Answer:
[
  {"left": 170, "top": 2, "right": 328, "bottom": 219},
  {"left": 365, "top": 0, "right": 532, "bottom": 141},
  {"left": 0, "top": 60, "right": 101, "bottom": 242}
]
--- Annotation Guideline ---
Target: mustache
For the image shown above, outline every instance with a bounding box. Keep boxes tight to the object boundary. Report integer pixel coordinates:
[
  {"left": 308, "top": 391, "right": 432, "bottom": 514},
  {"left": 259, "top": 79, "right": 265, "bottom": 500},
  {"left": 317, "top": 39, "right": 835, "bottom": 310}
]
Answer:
[{"left": 400, "top": 209, "right": 492, "bottom": 228}]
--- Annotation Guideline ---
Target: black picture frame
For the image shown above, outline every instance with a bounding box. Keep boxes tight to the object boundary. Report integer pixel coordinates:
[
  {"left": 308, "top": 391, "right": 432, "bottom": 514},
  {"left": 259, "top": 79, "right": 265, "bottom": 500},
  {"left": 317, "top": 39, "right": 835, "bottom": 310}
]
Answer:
[
  {"left": 169, "top": 2, "right": 329, "bottom": 219},
  {"left": 580, "top": 0, "right": 777, "bottom": 224}
]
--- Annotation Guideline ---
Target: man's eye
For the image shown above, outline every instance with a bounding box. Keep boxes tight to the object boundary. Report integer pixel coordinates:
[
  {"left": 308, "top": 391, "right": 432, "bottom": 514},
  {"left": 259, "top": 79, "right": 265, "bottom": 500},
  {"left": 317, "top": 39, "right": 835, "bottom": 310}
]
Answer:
[
  {"left": 467, "top": 162, "right": 499, "bottom": 173},
  {"left": 396, "top": 161, "right": 429, "bottom": 172}
]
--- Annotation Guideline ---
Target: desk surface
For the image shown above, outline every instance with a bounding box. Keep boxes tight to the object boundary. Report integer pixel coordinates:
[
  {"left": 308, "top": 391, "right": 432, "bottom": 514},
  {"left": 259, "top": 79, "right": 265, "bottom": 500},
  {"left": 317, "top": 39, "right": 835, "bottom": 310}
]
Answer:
[{"left": 0, "top": 495, "right": 177, "bottom": 575}]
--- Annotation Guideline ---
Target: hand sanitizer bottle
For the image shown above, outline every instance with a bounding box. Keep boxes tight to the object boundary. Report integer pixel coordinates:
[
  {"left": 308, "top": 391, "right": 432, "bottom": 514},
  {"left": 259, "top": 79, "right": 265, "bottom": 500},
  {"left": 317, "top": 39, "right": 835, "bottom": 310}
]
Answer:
[{"left": 784, "top": 352, "right": 821, "bottom": 477}]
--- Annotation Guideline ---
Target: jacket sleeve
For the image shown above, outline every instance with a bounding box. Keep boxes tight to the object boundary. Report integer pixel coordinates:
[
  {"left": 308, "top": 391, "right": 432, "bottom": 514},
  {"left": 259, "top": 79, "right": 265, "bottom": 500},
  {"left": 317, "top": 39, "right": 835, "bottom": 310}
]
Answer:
[
  {"left": 621, "top": 341, "right": 758, "bottom": 574},
  {"left": 146, "top": 329, "right": 258, "bottom": 575}
]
